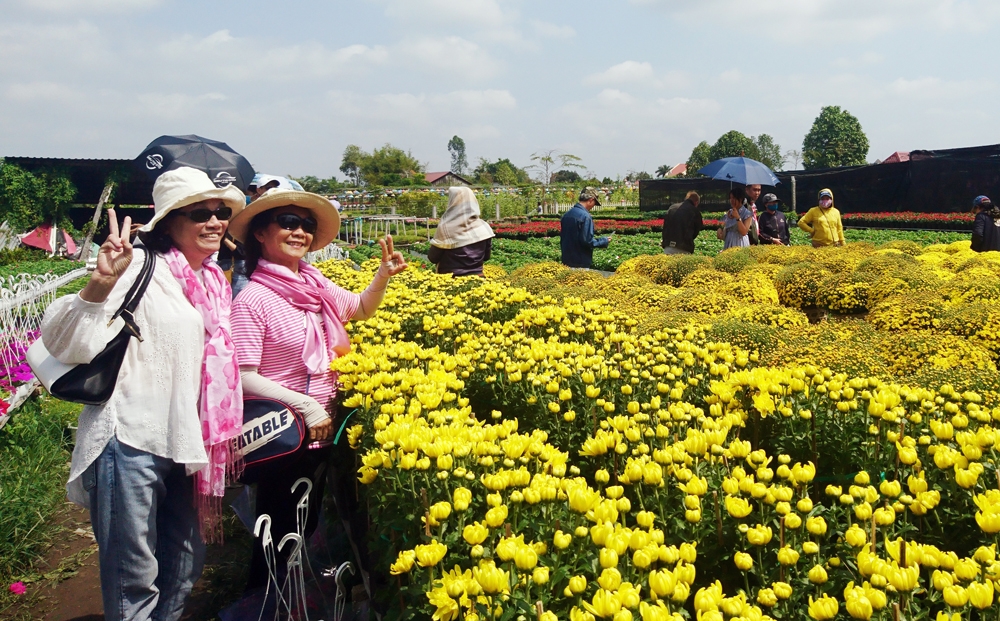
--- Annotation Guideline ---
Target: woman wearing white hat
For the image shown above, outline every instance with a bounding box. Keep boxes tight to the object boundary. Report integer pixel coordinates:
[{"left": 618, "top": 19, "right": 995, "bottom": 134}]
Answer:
[
  {"left": 40, "top": 167, "right": 246, "bottom": 621},
  {"left": 427, "top": 186, "right": 494, "bottom": 276},
  {"left": 226, "top": 188, "right": 407, "bottom": 597}
]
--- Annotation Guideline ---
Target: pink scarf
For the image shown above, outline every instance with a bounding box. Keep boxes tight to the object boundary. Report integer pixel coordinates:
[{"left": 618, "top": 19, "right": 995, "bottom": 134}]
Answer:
[
  {"left": 163, "top": 248, "right": 243, "bottom": 539},
  {"left": 250, "top": 259, "right": 352, "bottom": 373}
]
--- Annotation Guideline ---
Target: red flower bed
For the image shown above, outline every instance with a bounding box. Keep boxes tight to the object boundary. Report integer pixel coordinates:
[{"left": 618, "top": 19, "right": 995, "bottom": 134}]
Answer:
[{"left": 842, "top": 211, "right": 975, "bottom": 224}]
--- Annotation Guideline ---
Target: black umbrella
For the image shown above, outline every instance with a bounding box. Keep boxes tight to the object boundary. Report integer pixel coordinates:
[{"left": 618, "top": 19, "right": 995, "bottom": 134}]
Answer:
[{"left": 135, "top": 134, "right": 255, "bottom": 193}]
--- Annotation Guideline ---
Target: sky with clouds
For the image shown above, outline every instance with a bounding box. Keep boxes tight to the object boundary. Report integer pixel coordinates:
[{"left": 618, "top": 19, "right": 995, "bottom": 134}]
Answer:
[{"left": 1, "top": 0, "right": 997, "bottom": 180}]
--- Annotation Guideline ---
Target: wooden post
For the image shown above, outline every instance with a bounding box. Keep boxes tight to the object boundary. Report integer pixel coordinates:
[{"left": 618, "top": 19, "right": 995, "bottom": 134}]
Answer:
[
  {"left": 791, "top": 176, "right": 797, "bottom": 213},
  {"left": 79, "top": 181, "right": 115, "bottom": 263}
]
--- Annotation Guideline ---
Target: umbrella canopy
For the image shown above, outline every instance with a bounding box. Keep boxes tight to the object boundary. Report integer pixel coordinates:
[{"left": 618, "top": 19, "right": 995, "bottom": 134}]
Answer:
[
  {"left": 697, "top": 157, "right": 780, "bottom": 186},
  {"left": 20, "top": 222, "right": 77, "bottom": 254},
  {"left": 135, "top": 134, "right": 256, "bottom": 193}
]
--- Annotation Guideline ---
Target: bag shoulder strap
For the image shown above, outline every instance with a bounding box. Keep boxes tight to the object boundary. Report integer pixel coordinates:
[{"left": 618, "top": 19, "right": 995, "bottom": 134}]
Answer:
[{"left": 108, "top": 247, "right": 156, "bottom": 341}]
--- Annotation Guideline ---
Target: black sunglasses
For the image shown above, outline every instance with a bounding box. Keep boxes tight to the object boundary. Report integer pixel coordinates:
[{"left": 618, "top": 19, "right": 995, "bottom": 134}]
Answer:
[
  {"left": 273, "top": 213, "right": 318, "bottom": 235},
  {"left": 177, "top": 206, "right": 233, "bottom": 223}
]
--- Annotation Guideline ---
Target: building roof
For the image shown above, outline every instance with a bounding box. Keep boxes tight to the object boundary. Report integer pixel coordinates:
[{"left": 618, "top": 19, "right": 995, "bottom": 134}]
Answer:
[
  {"left": 882, "top": 151, "right": 910, "bottom": 164},
  {"left": 667, "top": 163, "right": 687, "bottom": 177},
  {"left": 425, "top": 171, "right": 472, "bottom": 185}
]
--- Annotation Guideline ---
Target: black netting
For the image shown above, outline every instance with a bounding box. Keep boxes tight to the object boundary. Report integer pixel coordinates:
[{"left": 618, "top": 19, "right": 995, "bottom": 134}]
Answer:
[{"left": 640, "top": 143, "right": 1000, "bottom": 214}]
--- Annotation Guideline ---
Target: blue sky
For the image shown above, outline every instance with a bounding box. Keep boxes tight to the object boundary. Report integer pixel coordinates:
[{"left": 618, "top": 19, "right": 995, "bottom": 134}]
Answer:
[{"left": 1, "top": 0, "right": 997, "bottom": 180}]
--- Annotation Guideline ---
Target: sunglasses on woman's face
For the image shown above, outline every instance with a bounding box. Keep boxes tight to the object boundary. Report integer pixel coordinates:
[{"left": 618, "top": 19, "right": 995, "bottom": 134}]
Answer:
[
  {"left": 273, "top": 213, "right": 318, "bottom": 235},
  {"left": 177, "top": 206, "right": 233, "bottom": 222}
]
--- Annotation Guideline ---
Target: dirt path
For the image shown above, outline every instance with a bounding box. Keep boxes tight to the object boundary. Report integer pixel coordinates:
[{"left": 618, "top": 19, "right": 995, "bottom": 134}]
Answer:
[{"left": 4, "top": 503, "right": 250, "bottom": 621}]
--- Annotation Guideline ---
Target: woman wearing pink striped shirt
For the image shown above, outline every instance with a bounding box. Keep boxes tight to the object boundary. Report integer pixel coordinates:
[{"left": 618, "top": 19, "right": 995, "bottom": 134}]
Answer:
[{"left": 227, "top": 188, "right": 406, "bottom": 596}]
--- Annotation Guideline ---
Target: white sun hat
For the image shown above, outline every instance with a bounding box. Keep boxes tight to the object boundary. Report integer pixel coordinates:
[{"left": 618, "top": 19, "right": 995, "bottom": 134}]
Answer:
[{"left": 139, "top": 167, "right": 247, "bottom": 232}]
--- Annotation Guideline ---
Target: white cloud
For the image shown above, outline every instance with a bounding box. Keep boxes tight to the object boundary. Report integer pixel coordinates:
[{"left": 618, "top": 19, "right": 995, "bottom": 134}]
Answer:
[
  {"left": 530, "top": 20, "right": 575, "bottom": 39},
  {"left": 584, "top": 61, "right": 654, "bottom": 86},
  {"left": 12, "top": 0, "right": 160, "bottom": 12},
  {"left": 375, "top": 0, "right": 515, "bottom": 29},
  {"left": 396, "top": 36, "right": 502, "bottom": 78},
  {"left": 5, "top": 81, "right": 80, "bottom": 102},
  {"left": 635, "top": 0, "right": 1000, "bottom": 42}
]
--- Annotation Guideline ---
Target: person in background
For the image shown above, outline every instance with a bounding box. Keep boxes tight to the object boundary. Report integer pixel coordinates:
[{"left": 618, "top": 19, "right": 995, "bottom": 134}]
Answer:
[
  {"left": 661, "top": 190, "right": 702, "bottom": 254},
  {"left": 227, "top": 186, "right": 407, "bottom": 601},
  {"left": 560, "top": 187, "right": 610, "bottom": 268},
  {"left": 797, "top": 188, "right": 845, "bottom": 247},
  {"left": 719, "top": 186, "right": 752, "bottom": 250},
  {"left": 757, "top": 193, "right": 790, "bottom": 245},
  {"left": 971, "top": 195, "right": 1000, "bottom": 252},
  {"left": 744, "top": 183, "right": 762, "bottom": 244},
  {"left": 246, "top": 174, "right": 304, "bottom": 201},
  {"left": 40, "top": 168, "right": 246, "bottom": 621},
  {"left": 427, "top": 186, "right": 495, "bottom": 276}
]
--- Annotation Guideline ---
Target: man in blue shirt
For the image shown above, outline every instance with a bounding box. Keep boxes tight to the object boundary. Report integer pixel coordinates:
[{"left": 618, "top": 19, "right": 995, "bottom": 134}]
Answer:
[{"left": 560, "top": 188, "right": 610, "bottom": 268}]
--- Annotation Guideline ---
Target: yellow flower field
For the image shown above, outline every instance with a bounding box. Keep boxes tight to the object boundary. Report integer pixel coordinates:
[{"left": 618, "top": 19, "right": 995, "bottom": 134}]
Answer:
[{"left": 316, "top": 241, "right": 1000, "bottom": 621}]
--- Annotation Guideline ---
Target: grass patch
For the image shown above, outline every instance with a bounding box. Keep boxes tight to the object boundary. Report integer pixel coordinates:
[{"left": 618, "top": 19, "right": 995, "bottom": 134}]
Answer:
[
  {"left": 55, "top": 275, "right": 89, "bottom": 298},
  {"left": 0, "top": 394, "right": 82, "bottom": 582}
]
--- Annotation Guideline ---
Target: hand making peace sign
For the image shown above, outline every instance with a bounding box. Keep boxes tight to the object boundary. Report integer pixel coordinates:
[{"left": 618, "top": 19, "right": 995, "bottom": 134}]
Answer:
[
  {"left": 377, "top": 234, "right": 408, "bottom": 278},
  {"left": 95, "top": 208, "right": 134, "bottom": 280}
]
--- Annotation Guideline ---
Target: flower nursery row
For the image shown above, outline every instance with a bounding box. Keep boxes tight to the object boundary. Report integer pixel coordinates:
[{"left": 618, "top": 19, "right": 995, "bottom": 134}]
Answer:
[
  {"left": 841, "top": 213, "right": 975, "bottom": 231},
  {"left": 314, "top": 240, "right": 1000, "bottom": 621},
  {"left": 493, "top": 220, "right": 722, "bottom": 240}
]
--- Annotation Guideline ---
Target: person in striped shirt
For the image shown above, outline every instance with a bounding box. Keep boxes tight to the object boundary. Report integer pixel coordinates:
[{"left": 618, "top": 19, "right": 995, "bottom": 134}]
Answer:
[{"left": 227, "top": 187, "right": 407, "bottom": 600}]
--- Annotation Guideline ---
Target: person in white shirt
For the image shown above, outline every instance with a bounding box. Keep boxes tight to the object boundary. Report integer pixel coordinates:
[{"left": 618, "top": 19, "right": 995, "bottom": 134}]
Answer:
[{"left": 40, "top": 167, "right": 246, "bottom": 621}]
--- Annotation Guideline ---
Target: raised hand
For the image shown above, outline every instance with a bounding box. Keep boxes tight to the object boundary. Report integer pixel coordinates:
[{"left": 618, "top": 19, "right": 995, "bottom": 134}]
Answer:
[
  {"left": 377, "top": 235, "right": 408, "bottom": 278},
  {"left": 95, "top": 208, "right": 134, "bottom": 281}
]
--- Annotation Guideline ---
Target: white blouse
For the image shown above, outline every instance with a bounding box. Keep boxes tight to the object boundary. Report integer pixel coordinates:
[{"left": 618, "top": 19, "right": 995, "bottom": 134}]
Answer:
[{"left": 41, "top": 251, "right": 209, "bottom": 507}]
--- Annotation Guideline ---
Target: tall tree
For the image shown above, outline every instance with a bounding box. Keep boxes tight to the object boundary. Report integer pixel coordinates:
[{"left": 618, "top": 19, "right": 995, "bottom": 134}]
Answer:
[
  {"left": 339, "top": 144, "right": 424, "bottom": 186},
  {"left": 802, "top": 106, "right": 870, "bottom": 169},
  {"left": 447, "top": 136, "right": 468, "bottom": 175},
  {"left": 655, "top": 164, "right": 670, "bottom": 178},
  {"left": 339, "top": 145, "right": 364, "bottom": 186},
  {"left": 753, "top": 134, "right": 785, "bottom": 171},
  {"left": 684, "top": 141, "right": 712, "bottom": 177},
  {"left": 529, "top": 150, "right": 583, "bottom": 184},
  {"left": 785, "top": 149, "right": 803, "bottom": 170},
  {"left": 551, "top": 170, "right": 582, "bottom": 184},
  {"left": 709, "top": 130, "right": 760, "bottom": 162},
  {"left": 472, "top": 158, "right": 531, "bottom": 185}
]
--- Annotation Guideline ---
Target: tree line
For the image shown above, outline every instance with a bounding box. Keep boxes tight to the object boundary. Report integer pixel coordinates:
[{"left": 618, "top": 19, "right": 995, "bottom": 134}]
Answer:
[{"left": 653, "top": 105, "right": 871, "bottom": 179}]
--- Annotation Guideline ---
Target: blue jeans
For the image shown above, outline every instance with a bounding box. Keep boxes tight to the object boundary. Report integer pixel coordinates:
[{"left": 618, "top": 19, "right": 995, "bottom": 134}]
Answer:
[{"left": 84, "top": 437, "right": 205, "bottom": 621}]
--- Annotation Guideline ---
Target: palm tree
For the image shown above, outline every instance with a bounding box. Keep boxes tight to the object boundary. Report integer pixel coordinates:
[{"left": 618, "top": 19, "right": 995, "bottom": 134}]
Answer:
[{"left": 655, "top": 164, "right": 671, "bottom": 178}]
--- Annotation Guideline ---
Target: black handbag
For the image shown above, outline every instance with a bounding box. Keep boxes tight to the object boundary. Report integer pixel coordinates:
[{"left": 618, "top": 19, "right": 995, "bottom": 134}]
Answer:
[
  {"left": 238, "top": 397, "right": 307, "bottom": 483},
  {"left": 27, "top": 248, "right": 157, "bottom": 406}
]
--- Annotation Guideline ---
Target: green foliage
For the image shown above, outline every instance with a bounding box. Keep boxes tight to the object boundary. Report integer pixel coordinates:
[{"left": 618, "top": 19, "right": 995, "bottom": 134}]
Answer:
[
  {"left": 528, "top": 150, "right": 583, "bottom": 185},
  {"left": 447, "top": 136, "right": 468, "bottom": 175},
  {"left": 550, "top": 170, "right": 582, "bottom": 184},
  {"left": 339, "top": 143, "right": 424, "bottom": 187},
  {"left": 685, "top": 141, "right": 711, "bottom": 177},
  {"left": 472, "top": 158, "right": 532, "bottom": 185},
  {"left": 803, "top": 105, "right": 870, "bottom": 169},
  {"left": 374, "top": 191, "right": 447, "bottom": 217},
  {"left": 0, "top": 396, "right": 82, "bottom": 579},
  {"left": 709, "top": 130, "right": 760, "bottom": 162},
  {"left": 0, "top": 162, "right": 77, "bottom": 232},
  {"left": 624, "top": 171, "right": 651, "bottom": 181},
  {"left": 753, "top": 134, "right": 784, "bottom": 171},
  {"left": 0, "top": 247, "right": 48, "bottom": 266},
  {"left": 292, "top": 175, "right": 342, "bottom": 194},
  {"left": 0, "top": 257, "right": 78, "bottom": 281}
]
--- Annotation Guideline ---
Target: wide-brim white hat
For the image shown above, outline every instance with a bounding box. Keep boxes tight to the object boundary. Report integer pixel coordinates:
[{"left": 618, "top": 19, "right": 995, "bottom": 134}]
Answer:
[
  {"left": 140, "top": 166, "right": 247, "bottom": 232},
  {"left": 226, "top": 188, "right": 340, "bottom": 251}
]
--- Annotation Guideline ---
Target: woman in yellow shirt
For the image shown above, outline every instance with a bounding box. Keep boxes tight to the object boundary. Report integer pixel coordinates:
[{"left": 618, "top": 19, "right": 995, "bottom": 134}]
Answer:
[{"left": 797, "top": 188, "right": 845, "bottom": 247}]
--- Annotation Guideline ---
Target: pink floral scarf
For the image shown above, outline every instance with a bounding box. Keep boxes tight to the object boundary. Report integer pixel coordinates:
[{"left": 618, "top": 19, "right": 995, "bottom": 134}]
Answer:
[
  {"left": 163, "top": 247, "right": 243, "bottom": 539},
  {"left": 250, "top": 259, "right": 352, "bottom": 373}
]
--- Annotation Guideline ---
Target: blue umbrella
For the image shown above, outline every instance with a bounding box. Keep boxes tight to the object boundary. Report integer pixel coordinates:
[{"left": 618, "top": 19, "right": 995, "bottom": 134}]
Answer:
[{"left": 697, "top": 156, "right": 780, "bottom": 186}]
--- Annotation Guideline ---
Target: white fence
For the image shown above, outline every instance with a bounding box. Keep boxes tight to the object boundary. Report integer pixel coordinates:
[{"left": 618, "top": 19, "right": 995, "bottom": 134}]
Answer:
[{"left": 0, "top": 267, "right": 88, "bottom": 430}]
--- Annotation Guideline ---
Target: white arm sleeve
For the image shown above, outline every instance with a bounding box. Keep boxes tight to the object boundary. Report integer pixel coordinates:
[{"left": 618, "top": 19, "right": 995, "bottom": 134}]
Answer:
[{"left": 240, "top": 366, "right": 331, "bottom": 428}]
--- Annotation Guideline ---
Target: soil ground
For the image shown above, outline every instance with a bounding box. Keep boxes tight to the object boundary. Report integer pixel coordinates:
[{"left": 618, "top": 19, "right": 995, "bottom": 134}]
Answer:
[{"left": 1, "top": 502, "right": 252, "bottom": 621}]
